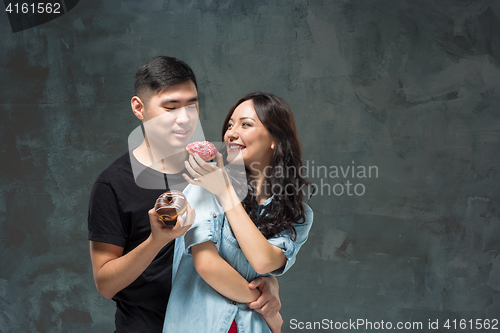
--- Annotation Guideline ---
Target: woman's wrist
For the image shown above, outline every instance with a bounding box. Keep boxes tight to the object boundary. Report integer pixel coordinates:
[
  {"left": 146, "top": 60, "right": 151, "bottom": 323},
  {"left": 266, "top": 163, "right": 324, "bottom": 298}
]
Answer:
[
  {"left": 250, "top": 288, "right": 261, "bottom": 301},
  {"left": 218, "top": 185, "right": 240, "bottom": 212}
]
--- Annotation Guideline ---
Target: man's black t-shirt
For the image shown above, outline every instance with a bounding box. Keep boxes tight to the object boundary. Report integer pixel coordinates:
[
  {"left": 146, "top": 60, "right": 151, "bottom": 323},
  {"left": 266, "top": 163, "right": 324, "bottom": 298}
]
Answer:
[{"left": 88, "top": 152, "right": 187, "bottom": 333}]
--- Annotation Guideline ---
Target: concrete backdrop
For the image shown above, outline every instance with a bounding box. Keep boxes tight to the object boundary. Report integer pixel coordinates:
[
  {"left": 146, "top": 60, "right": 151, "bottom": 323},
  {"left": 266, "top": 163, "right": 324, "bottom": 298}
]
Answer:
[{"left": 1, "top": 0, "right": 499, "bottom": 332}]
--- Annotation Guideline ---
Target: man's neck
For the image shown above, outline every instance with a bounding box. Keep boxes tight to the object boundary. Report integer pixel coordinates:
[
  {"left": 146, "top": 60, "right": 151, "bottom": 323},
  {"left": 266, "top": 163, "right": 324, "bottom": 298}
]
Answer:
[{"left": 133, "top": 141, "right": 188, "bottom": 174}]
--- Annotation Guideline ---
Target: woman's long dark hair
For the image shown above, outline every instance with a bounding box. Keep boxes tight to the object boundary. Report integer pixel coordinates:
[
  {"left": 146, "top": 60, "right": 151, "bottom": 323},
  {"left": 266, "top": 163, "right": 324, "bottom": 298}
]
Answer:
[{"left": 222, "top": 92, "right": 310, "bottom": 240}]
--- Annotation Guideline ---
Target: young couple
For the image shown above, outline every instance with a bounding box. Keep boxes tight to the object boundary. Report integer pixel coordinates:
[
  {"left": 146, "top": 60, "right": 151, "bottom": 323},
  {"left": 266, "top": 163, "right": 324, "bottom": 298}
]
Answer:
[{"left": 88, "top": 56, "right": 313, "bottom": 332}]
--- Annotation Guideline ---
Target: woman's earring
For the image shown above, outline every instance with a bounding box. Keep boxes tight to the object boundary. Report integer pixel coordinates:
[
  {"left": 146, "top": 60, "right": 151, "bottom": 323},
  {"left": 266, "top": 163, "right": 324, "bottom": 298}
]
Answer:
[{"left": 271, "top": 143, "right": 275, "bottom": 149}]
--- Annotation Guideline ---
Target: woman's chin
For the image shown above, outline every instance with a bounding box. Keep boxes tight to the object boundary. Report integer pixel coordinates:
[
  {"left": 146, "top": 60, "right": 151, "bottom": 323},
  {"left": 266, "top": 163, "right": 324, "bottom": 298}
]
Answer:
[{"left": 226, "top": 150, "right": 245, "bottom": 165}]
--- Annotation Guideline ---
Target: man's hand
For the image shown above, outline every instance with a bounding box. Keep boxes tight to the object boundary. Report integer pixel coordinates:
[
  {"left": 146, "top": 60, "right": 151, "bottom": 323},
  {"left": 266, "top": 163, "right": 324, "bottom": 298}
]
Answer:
[
  {"left": 91, "top": 205, "right": 195, "bottom": 299},
  {"left": 148, "top": 202, "right": 194, "bottom": 246},
  {"left": 247, "top": 276, "right": 281, "bottom": 318}
]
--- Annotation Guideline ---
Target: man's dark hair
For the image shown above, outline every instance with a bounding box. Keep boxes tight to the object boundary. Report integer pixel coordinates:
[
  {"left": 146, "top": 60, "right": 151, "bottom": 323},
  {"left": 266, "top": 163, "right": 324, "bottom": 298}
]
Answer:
[{"left": 134, "top": 56, "right": 197, "bottom": 101}]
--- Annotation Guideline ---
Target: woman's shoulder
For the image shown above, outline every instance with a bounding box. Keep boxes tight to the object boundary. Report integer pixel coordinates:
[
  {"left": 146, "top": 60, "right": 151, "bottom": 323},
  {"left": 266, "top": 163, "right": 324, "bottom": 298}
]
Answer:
[
  {"left": 302, "top": 201, "right": 313, "bottom": 213},
  {"left": 280, "top": 201, "right": 314, "bottom": 232},
  {"left": 301, "top": 201, "right": 314, "bottom": 225}
]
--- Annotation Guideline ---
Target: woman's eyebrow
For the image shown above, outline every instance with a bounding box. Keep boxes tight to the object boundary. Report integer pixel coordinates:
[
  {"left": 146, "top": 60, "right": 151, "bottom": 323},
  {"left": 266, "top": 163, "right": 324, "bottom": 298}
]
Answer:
[{"left": 228, "top": 116, "right": 256, "bottom": 123}]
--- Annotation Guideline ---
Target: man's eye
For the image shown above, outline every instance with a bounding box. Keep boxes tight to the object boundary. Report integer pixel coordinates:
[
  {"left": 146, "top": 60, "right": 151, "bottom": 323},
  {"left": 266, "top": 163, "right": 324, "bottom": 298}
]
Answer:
[{"left": 186, "top": 105, "right": 197, "bottom": 110}]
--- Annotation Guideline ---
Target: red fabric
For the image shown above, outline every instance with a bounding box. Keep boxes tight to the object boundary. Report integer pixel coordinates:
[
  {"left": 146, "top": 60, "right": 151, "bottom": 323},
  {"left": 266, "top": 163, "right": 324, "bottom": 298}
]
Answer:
[{"left": 228, "top": 320, "right": 238, "bottom": 333}]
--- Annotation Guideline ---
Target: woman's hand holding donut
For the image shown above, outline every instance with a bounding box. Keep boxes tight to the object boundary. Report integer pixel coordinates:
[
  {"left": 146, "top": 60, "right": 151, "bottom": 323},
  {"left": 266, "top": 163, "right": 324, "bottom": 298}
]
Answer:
[{"left": 183, "top": 151, "right": 233, "bottom": 199}]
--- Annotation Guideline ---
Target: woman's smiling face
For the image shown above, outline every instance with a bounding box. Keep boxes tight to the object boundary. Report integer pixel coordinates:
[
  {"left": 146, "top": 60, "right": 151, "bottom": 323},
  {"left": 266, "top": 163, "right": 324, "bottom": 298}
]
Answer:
[{"left": 224, "top": 99, "right": 275, "bottom": 171}]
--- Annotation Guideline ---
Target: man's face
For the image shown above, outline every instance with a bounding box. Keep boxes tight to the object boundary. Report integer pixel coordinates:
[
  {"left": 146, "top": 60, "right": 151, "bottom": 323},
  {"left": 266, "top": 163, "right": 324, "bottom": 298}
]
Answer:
[{"left": 142, "top": 80, "right": 199, "bottom": 152}]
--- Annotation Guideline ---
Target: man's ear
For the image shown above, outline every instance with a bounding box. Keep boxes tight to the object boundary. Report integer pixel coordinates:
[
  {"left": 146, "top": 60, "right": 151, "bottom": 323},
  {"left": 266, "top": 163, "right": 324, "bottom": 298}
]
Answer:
[{"left": 131, "top": 96, "right": 145, "bottom": 121}]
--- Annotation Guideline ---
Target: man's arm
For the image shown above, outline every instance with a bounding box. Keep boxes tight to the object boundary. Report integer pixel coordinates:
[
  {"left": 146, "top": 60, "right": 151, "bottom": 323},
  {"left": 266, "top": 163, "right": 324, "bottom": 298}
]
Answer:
[{"left": 90, "top": 208, "right": 192, "bottom": 299}]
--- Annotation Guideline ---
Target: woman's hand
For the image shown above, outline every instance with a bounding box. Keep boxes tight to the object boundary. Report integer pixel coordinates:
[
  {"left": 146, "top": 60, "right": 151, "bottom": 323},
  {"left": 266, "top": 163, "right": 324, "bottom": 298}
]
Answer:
[{"left": 183, "top": 151, "right": 233, "bottom": 199}]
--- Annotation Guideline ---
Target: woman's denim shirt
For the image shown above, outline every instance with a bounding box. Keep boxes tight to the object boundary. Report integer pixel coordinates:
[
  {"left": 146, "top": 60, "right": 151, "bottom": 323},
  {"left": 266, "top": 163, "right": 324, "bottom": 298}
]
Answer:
[{"left": 163, "top": 184, "right": 314, "bottom": 333}]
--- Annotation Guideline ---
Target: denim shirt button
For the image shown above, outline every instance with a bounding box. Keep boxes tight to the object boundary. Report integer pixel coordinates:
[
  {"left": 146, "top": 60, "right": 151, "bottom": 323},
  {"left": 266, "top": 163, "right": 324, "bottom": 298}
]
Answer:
[
  {"left": 232, "top": 301, "right": 237, "bottom": 305},
  {"left": 212, "top": 213, "right": 217, "bottom": 218}
]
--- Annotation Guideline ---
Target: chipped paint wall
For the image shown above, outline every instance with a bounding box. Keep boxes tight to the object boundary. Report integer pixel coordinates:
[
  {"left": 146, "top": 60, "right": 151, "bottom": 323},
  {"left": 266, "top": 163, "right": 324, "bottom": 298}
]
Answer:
[{"left": 0, "top": 1, "right": 499, "bottom": 332}]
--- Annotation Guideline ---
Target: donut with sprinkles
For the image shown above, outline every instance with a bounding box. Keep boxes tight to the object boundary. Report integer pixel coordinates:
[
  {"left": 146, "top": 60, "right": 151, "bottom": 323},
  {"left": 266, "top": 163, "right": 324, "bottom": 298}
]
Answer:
[{"left": 186, "top": 141, "right": 217, "bottom": 161}]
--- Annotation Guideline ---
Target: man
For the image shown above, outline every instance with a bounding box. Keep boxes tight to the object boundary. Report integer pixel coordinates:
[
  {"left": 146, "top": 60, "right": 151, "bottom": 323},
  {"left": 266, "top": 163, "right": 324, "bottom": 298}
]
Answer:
[{"left": 88, "top": 56, "right": 281, "bottom": 332}]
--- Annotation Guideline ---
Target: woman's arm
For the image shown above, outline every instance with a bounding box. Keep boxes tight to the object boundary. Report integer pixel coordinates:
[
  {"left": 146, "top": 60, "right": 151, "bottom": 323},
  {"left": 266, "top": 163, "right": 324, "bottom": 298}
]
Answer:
[
  {"left": 184, "top": 153, "right": 287, "bottom": 275},
  {"left": 191, "top": 240, "right": 261, "bottom": 303},
  {"left": 221, "top": 190, "right": 287, "bottom": 274},
  {"left": 191, "top": 240, "right": 283, "bottom": 333}
]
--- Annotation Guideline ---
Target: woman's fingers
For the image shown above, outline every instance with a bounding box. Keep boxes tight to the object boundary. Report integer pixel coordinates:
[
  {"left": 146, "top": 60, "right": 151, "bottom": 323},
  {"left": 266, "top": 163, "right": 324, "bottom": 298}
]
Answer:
[
  {"left": 192, "top": 153, "right": 216, "bottom": 172},
  {"left": 186, "top": 153, "right": 222, "bottom": 178},
  {"left": 216, "top": 151, "right": 224, "bottom": 169},
  {"left": 184, "top": 158, "right": 203, "bottom": 178},
  {"left": 182, "top": 173, "right": 202, "bottom": 186},
  {"left": 186, "top": 154, "right": 210, "bottom": 176}
]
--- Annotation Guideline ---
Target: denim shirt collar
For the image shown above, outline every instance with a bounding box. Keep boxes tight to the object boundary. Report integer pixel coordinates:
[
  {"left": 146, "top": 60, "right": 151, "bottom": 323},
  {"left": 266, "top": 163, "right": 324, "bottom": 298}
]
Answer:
[{"left": 248, "top": 184, "right": 274, "bottom": 209}]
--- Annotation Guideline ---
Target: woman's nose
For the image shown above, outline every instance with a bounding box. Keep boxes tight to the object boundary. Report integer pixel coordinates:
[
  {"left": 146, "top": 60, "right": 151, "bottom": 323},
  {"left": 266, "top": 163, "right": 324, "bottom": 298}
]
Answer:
[{"left": 226, "top": 127, "right": 239, "bottom": 140}]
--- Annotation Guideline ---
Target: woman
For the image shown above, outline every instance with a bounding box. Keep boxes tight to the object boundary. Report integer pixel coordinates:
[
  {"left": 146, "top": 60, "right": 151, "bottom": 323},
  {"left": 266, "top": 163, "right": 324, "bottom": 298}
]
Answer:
[{"left": 163, "top": 92, "right": 314, "bottom": 333}]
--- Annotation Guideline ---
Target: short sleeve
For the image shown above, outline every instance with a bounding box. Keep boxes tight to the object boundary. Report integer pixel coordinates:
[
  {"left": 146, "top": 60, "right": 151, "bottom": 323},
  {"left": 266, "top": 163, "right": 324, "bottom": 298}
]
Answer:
[
  {"left": 268, "top": 203, "right": 314, "bottom": 276},
  {"left": 87, "top": 181, "right": 127, "bottom": 248},
  {"left": 182, "top": 184, "right": 224, "bottom": 254},
  {"left": 183, "top": 218, "right": 219, "bottom": 254}
]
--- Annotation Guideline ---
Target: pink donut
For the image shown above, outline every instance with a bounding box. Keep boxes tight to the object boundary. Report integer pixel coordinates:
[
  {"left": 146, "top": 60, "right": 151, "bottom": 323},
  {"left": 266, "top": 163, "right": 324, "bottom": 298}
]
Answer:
[{"left": 186, "top": 141, "right": 217, "bottom": 161}]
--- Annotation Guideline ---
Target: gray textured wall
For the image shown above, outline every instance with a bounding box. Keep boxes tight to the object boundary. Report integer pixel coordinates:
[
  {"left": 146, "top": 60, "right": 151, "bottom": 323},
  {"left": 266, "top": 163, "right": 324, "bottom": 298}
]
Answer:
[{"left": 1, "top": 1, "right": 499, "bottom": 332}]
